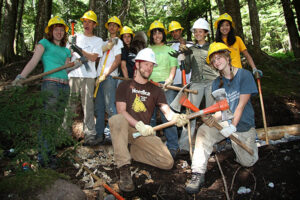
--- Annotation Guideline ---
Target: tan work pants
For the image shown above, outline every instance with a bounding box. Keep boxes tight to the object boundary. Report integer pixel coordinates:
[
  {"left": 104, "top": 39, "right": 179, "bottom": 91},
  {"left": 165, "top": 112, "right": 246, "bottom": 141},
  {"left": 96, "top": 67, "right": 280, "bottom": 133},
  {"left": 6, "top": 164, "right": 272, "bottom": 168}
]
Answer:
[
  {"left": 192, "top": 122, "right": 259, "bottom": 174},
  {"left": 66, "top": 77, "right": 97, "bottom": 137},
  {"left": 109, "top": 114, "right": 174, "bottom": 169}
]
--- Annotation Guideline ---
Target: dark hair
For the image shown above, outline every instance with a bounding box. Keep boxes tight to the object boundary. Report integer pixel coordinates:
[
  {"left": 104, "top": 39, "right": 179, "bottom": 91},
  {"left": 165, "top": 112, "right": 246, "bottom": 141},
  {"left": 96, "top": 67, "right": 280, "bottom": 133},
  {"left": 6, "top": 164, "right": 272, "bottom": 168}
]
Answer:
[
  {"left": 193, "top": 29, "right": 209, "bottom": 44},
  {"left": 150, "top": 28, "right": 166, "bottom": 45},
  {"left": 215, "top": 20, "right": 236, "bottom": 46},
  {"left": 46, "top": 24, "right": 68, "bottom": 47},
  {"left": 121, "top": 34, "right": 133, "bottom": 51}
]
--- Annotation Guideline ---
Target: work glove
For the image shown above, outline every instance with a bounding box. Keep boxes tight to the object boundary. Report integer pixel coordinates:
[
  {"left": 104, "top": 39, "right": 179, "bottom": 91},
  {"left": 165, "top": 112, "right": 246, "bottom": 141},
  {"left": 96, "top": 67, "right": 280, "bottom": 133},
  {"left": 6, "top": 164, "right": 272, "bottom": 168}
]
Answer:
[
  {"left": 68, "top": 35, "right": 77, "bottom": 44},
  {"left": 163, "top": 78, "right": 173, "bottom": 91},
  {"left": 220, "top": 124, "right": 236, "bottom": 138},
  {"left": 178, "top": 53, "right": 185, "bottom": 61},
  {"left": 172, "top": 113, "right": 189, "bottom": 127},
  {"left": 95, "top": 75, "right": 106, "bottom": 86},
  {"left": 102, "top": 38, "right": 118, "bottom": 52},
  {"left": 12, "top": 74, "right": 25, "bottom": 86},
  {"left": 135, "top": 121, "right": 156, "bottom": 137},
  {"left": 252, "top": 68, "right": 263, "bottom": 78},
  {"left": 179, "top": 44, "right": 188, "bottom": 52},
  {"left": 202, "top": 115, "right": 217, "bottom": 127}
]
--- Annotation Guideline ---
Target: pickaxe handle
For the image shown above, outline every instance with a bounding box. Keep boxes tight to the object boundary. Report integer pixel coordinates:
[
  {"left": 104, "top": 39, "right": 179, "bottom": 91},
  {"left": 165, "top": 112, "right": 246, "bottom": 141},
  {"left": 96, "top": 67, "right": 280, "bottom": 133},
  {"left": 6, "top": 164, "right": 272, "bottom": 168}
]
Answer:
[
  {"left": 111, "top": 76, "right": 198, "bottom": 94},
  {"left": 181, "top": 96, "right": 254, "bottom": 155},
  {"left": 94, "top": 50, "right": 111, "bottom": 98},
  {"left": 133, "top": 100, "right": 229, "bottom": 137},
  {"left": 19, "top": 61, "right": 80, "bottom": 85}
]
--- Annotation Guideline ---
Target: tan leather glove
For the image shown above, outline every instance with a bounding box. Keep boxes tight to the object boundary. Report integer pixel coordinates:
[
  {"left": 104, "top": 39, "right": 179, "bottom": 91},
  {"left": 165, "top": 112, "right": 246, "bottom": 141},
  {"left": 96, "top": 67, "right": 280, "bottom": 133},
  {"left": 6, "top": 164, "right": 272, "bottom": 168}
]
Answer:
[
  {"left": 135, "top": 121, "right": 156, "bottom": 137},
  {"left": 179, "top": 44, "right": 188, "bottom": 52},
  {"left": 172, "top": 113, "right": 189, "bottom": 127},
  {"left": 163, "top": 78, "right": 173, "bottom": 91},
  {"left": 202, "top": 115, "right": 217, "bottom": 127},
  {"left": 95, "top": 75, "right": 106, "bottom": 86},
  {"left": 102, "top": 41, "right": 114, "bottom": 52}
]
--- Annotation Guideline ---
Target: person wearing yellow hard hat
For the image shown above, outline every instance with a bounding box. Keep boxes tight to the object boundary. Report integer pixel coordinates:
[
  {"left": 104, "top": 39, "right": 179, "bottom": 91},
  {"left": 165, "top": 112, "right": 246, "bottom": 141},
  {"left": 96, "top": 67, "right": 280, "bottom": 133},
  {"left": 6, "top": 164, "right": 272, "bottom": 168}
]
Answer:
[
  {"left": 94, "top": 15, "right": 124, "bottom": 143},
  {"left": 168, "top": 21, "right": 192, "bottom": 89},
  {"left": 185, "top": 42, "right": 259, "bottom": 194},
  {"left": 13, "top": 16, "right": 72, "bottom": 168},
  {"left": 119, "top": 26, "right": 136, "bottom": 79},
  {"left": 67, "top": 10, "right": 104, "bottom": 146},
  {"left": 148, "top": 20, "right": 180, "bottom": 158},
  {"left": 177, "top": 18, "right": 219, "bottom": 156},
  {"left": 214, "top": 13, "right": 262, "bottom": 77}
]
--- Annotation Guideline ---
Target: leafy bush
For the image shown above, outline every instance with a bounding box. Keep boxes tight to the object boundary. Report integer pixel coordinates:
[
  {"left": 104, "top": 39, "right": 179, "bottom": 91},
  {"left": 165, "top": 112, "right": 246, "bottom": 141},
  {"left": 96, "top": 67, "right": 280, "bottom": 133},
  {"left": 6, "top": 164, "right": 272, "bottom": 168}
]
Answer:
[
  {"left": 270, "top": 51, "right": 296, "bottom": 61},
  {"left": 0, "top": 86, "right": 75, "bottom": 169}
]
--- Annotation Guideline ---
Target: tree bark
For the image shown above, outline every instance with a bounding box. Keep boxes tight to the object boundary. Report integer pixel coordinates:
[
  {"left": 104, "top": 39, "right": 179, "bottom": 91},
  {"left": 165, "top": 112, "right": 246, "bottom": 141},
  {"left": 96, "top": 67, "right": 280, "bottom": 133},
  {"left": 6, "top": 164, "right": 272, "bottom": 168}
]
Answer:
[
  {"left": 33, "top": 0, "right": 52, "bottom": 47},
  {"left": 216, "top": 0, "right": 225, "bottom": 15},
  {"left": 281, "top": 0, "right": 300, "bottom": 58},
  {"left": 292, "top": 0, "right": 300, "bottom": 30},
  {"left": 92, "top": 0, "right": 108, "bottom": 40},
  {"left": 0, "top": 0, "right": 4, "bottom": 33},
  {"left": 0, "top": 0, "right": 19, "bottom": 66},
  {"left": 119, "top": 0, "right": 129, "bottom": 24},
  {"left": 224, "top": 0, "right": 244, "bottom": 39},
  {"left": 247, "top": 0, "right": 260, "bottom": 49},
  {"left": 208, "top": 0, "right": 214, "bottom": 41},
  {"left": 16, "top": 0, "right": 27, "bottom": 56},
  {"left": 142, "top": 0, "right": 148, "bottom": 20}
]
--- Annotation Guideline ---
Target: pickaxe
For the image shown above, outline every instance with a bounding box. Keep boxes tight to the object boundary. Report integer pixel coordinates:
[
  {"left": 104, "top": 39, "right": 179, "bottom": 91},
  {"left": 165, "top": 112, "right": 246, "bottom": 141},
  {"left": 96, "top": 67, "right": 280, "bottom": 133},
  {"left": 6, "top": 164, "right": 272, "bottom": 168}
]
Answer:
[
  {"left": 111, "top": 76, "right": 198, "bottom": 95},
  {"left": 132, "top": 99, "right": 230, "bottom": 138},
  {"left": 177, "top": 92, "right": 254, "bottom": 156}
]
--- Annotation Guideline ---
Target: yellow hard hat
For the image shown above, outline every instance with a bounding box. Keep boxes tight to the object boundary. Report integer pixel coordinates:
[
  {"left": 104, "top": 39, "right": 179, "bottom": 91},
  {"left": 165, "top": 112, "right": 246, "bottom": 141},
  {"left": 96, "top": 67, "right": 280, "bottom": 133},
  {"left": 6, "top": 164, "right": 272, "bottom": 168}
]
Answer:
[
  {"left": 147, "top": 20, "right": 168, "bottom": 37},
  {"left": 80, "top": 10, "right": 98, "bottom": 25},
  {"left": 214, "top": 13, "right": 235, "bottom": 29},
  {"left": 120, "top": 26, "right": 135, "bottom": 37},
  {"left": 168, "top": 21, "right": 184, "bottom": 32},
  {"left": 105, "top": 16, "right": 122, "bottom": 29},
  {"left": 206, "top": 42, "right": 230, "bottom": 64},
  {"left": 45, "top": 16, "right": 69, "bottom": 33}
]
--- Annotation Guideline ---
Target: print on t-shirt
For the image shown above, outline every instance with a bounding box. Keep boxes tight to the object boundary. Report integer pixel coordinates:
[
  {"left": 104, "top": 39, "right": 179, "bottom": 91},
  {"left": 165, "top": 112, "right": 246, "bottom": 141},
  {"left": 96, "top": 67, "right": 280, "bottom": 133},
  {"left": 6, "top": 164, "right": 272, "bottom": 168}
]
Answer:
[{"left": 131, "top": 88, "right": 150, "bottom": 113}]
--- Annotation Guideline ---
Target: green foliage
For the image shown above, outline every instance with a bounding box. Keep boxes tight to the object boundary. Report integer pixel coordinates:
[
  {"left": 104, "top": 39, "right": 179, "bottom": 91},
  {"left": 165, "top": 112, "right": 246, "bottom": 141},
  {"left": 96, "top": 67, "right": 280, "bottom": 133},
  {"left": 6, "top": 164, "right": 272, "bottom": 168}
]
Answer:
[
  {"left": 0, "top": 87, "right": 75, "bottom": 169},
  {"left": 270, "top": 51, "right": 296, "bottom": 61},
  {"left": 0, "top": 168, "right": 69, "bottom": 199}
]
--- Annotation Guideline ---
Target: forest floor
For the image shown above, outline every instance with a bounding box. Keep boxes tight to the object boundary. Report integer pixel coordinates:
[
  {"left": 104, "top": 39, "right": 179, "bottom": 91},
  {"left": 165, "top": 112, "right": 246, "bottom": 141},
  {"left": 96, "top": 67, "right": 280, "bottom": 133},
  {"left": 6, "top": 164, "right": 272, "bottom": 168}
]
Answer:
[{"left": 0, "top": 56, "right": 300, "bottom": 200}]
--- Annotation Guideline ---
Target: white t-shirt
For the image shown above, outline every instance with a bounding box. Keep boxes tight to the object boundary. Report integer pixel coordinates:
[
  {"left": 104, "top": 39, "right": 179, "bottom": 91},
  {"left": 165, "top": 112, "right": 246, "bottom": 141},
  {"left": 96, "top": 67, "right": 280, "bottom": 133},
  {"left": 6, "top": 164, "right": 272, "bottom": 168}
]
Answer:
[
  {"left": 171, "top": 42, "right": 192, "bottom": 85},
  {"left": 97, "top": 38, "right": 124, "bottom": 77},
  {"left": 68, "top": 33, "right": 103, "bottom": 78}
]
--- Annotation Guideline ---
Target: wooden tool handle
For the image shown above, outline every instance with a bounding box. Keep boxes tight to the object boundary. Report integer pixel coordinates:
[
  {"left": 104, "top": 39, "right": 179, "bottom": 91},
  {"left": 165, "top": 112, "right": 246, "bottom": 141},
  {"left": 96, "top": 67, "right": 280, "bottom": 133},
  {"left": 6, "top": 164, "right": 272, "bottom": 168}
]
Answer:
[{"left": 210, "top": 120, "right": 254, "bottom": 155}]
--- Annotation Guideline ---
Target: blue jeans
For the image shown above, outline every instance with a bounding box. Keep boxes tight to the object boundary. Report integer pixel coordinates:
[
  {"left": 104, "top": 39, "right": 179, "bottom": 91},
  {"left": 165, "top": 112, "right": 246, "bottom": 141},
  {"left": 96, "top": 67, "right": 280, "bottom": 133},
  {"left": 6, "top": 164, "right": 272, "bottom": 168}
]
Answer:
[
  {"left": 150, "top": 83, "right": 179, "bottom": 150},
  {"left": 95, "top": 76, "right": 117, "bottom": 138},
  {"left": 39, "top": 80, "right": 70, "bottom": 163}
]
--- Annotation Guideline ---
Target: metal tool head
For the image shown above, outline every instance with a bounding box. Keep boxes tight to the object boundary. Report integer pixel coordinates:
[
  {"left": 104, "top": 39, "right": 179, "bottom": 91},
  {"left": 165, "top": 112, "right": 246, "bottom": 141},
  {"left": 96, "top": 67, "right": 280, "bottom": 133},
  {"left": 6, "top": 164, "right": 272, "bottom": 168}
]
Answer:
[
  {"left": 112, "top": 37, "right": 119, "bottom": 45},
  {"left": 212, "top": 88, "right": 234, "bottom": 121},
  {"left": 170, "top": 82, "right": 192, "bottom": 112}
]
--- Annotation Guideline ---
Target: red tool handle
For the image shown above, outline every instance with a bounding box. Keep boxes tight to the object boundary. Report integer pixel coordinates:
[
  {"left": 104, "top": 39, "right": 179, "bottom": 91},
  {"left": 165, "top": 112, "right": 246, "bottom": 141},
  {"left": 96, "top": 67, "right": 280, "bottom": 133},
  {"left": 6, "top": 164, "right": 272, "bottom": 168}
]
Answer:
[{"left": 71, "top": 22, "right": 75, "bottom": 36}]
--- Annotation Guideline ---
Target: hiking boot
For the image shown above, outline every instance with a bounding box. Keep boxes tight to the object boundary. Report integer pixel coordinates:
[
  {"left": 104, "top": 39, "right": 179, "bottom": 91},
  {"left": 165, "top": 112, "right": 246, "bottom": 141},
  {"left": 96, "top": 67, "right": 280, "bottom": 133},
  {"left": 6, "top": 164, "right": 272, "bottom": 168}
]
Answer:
[
  {"left": 185, "top": 173, "right": 205, "bottom": 194},
  {"left": 118, "top": 164, "right": 135, "bottom": 192},
  {"left": 83, "top": 135, "right": 103, "bottom": 146}
]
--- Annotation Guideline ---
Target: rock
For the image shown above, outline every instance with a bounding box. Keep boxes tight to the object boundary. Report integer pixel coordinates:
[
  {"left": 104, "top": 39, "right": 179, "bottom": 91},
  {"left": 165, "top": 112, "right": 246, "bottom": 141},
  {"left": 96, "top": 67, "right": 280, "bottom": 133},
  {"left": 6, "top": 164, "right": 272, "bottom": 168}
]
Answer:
[{"left": 36, "top": 179, "right": 86, "bottom": 200}]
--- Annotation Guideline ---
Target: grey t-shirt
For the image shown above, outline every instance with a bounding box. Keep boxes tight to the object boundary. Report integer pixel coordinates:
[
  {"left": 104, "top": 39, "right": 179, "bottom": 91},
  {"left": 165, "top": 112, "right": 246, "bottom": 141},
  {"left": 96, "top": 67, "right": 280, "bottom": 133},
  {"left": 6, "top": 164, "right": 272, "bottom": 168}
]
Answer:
[{"left": 212, "top": 68, "right": 258, "bottom": 132}]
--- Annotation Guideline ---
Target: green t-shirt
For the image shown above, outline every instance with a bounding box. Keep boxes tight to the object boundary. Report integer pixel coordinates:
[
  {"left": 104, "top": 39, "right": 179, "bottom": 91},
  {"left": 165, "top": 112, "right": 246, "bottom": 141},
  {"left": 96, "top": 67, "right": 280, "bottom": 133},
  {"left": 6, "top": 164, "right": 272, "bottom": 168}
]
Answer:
[
  {"left": 39, "top": 39, "right": 71, "bottom": 80},
  {"left": 149, "top": 44, "right": 178, "bottom": 82}
]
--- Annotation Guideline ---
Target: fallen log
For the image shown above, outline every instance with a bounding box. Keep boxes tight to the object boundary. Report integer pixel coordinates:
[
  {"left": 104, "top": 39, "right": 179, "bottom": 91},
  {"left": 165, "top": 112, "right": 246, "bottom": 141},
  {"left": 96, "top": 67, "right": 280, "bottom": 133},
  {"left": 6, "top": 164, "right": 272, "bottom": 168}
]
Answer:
[{"left": 256, "top": 124, "right": 300, "bottom": 141}]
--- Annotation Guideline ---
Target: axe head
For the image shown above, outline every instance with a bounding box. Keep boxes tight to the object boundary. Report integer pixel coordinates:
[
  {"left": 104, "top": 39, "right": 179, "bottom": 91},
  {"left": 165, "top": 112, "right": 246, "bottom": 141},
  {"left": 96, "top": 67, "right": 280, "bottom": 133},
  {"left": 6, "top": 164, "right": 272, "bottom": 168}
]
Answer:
[
  {"left": 212, "top": 88, "right": 234, "bottom": 121},
  {"left": 170, "top": 83, "right": 192, "bottom": 112}
]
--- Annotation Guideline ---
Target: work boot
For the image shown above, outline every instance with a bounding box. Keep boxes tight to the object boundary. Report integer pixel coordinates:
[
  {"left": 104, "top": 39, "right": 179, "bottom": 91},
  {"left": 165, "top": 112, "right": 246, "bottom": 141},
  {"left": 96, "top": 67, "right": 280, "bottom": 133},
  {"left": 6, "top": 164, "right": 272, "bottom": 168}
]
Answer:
[
  {"left": 169, "top": 149, "right": 179, "bottom": 159},
  {"left": 83, "top": 134, "right": 103, "bottom": 146},
  {"left": 185, "top": 173, "right": 205, "bottom": 194},
  {"left": 118, "top": 164, "right": 135, "bottom": 192}
]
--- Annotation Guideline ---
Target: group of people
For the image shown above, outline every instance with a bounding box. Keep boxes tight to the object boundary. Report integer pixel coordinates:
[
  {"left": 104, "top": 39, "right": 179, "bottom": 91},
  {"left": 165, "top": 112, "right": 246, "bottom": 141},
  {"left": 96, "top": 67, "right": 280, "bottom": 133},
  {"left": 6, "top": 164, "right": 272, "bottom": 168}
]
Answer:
[{"left": 13, "top": 10, "right": 262, "bottom": 194}]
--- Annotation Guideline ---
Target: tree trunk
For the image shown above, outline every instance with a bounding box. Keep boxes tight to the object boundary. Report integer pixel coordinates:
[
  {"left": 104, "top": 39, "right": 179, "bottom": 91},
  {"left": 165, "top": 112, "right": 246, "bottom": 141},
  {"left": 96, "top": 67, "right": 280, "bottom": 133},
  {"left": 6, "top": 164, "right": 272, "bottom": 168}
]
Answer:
[
  {"left": 247, "top": 0, "right": 260, "bottom": 49},
  {"left": 89, "top": 0, "right": 95, "bottom": 9},
  {"left": 208, "top": 0, "right": 214, "bottom": 41},
  {"left": 33, "top": 0, "right": 52, "bottom": 47},
  {"left": 119, "top": 0, "right": 129, "bottom": 24},
  {"left": 0, "top": 0, "right": 19, "bottom": 66},
  {"left": 281, "top": 0, "right": 300, "bottom": 58},
  {"left": 16, "top": 0, "right": 27, "bottom": 56},
  {"left": 0, "top": 0, "right": 4, "bottom": 33},
  {"left": 216, "top": 0, "right": 225, "bottom": 15},
  {"left": 224, "top": 0, "right": 244, "bottom": 39},
  {"left": 292, "top": 0, "right": 300, "bottom": 30},
  {"left": 92, "top": 0, "right": 108, "bottom": 40},
  {"left": 142, "top": 0, "right": 148, "bottom": 21}
]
